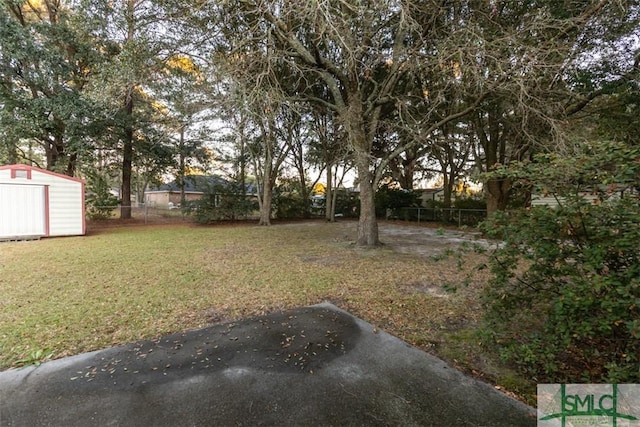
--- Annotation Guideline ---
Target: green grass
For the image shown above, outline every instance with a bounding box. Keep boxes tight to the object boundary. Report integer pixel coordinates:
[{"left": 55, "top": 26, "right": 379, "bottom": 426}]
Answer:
[{"left": 0, "top": 221, "right": 534, "bottom": 403}]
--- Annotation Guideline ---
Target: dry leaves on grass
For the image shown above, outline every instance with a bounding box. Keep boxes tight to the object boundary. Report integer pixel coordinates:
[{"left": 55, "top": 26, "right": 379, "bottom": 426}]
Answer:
[{"left": 0, "top": 221, "right": 530, "bottom": 401}]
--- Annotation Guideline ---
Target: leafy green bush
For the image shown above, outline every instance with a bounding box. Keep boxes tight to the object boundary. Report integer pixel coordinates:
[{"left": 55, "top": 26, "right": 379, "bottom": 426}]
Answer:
[
  {"left": 334, "top": 190, "right": 359, "bottom": 217},
  {"left": 85, "top": 172, "right": 119, "bottom": 220},
  {"left": 375, "top": 184, "right": 421, "bottom": 218},
  {"left": 423, "top": 199, "right": 444, "bottom": 208},
  {"left": 186, "top": 185, "right": 257, "bottom": 223},
  {"left": 275, "top": 193, "right": 309, "bottom": 219},
  {"left": 480, "top": 141, "right": 640, "bottom": 383},
  {"left": 453, "top": 197, "right": 486, "bottom": 210}
]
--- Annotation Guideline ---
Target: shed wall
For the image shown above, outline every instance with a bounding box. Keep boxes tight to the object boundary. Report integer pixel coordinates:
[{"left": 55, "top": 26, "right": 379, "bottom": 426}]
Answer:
[
  {"left": 0, "top": 184, "right": 46, "bottom": 238},
  {"left": 0, "top": 166, "right": 85, "bottom": 237}
]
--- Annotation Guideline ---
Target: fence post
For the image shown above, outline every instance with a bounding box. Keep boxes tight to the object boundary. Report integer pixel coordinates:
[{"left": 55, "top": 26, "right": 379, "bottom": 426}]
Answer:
[
  {"left": 417, "top": 208, "right": 421, "bottom": 223},
  {"left": 458, "top": 209, "right": 461, "bottom": 227}
]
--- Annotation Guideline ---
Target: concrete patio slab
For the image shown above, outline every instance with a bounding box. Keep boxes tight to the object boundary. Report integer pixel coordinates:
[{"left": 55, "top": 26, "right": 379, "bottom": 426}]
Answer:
[{"left": 0, "top": 303, "right": 535, "bottom": 426}]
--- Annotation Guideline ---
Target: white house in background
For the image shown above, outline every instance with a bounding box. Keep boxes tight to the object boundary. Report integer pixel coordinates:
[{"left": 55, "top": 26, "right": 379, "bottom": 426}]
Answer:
[
  {"left": 0, "top": 164, "right": 85, "bottom": 240},
  {"left": 415, "top": 187, "right": 445, "bottom": 206},
  {"left": 531, "top": 185, "right": 636, "bottom": 208}
]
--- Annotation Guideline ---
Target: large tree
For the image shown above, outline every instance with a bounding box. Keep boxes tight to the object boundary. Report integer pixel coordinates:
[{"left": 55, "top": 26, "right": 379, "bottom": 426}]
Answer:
[
  {"left": 196, "top": 1, "right": 497, "bottom": 245},
  {"left": 0, "top": 0, "right": 102, "bottom": 175},
  {"left": 197, "top": 0, "right": 624, "bottom": 242},
  {"left": 213, "top": 67, "right": 296, "bottom": 225},
  {"left": 249, "top": 98, "right": 295, "bottom": 226},
  {"left": 469, "top": 1, "right": 640, "bottom": 213},
  {"left": 152, "top": 55, "right": 214, "bottom": 206},
  {"left": 306, "top": 104, "right": 352, "bottom": 222},
  {"left": 83, "top": 0, "right": 180, "bottom": 218}
]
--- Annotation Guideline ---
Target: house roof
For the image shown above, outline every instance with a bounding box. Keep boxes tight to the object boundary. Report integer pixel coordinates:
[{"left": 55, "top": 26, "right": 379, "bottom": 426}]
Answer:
[
  {"left": 148, "top": 175, "right": 258, "bottom": 195},
  {"left": 147, "top": 175, "right": 229, "bottom": 193}
]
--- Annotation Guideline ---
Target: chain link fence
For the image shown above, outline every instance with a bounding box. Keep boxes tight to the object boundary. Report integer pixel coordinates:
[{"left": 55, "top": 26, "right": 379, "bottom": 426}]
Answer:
[
  {"left": 87, "top": 205, "right": 194, "bottom": 225},
  {"left": 87, "top": 204, "right": 262, "bottom": 226},
  {"left": 396, "top": 207, "right": 487, "bottom": 227},
  {"left": 88, "top": 205, "right": 487, "bottom": 228}
]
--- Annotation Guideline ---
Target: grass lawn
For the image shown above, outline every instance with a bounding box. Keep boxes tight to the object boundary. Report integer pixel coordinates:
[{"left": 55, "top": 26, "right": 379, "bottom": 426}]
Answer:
[{"left": 0, "top": 220, "right": 533, "bottom": 403}]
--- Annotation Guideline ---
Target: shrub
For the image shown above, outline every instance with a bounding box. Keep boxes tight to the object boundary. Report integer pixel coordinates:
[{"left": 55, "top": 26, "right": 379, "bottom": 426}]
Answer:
[
  {"left": 186, "top": 185, "right": 257, "bottom": 224},
  {"left": 275, "top": 193, "right": 309, "bottom": 219},
  {"left": 334, "top": 190, "right": 360, "bottom": 217},
  {"left": 375, "top": 184, "right": 421, "bottom": 218},
  {"left": 422, "top": 199, "right": 444, "bottom": 209},
  {"left": 453, "top": 197, "right": 486, "bottom": 210},
  {"left": 85, "top": 173, "right": 119, "bottom": 220},
  {"left": 480, "top": 141, "right": 640, "bottom": 384}
]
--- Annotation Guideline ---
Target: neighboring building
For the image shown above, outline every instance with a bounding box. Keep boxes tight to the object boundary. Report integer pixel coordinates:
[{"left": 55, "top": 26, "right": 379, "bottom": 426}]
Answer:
[
  {"left": 145, "top": 175, "right": 256, "bottom": 207},
  {"left": 0, "top": 164, "right": 85, "bottom": 239},
  {"left": 531, "top": 186, "right": 636, "bottom": 208},
  {"left": 530, "top": 193, "right": 565, "bottom": 208},
  {"left": 415, "top": 187, "right": 445, "bottom": 206}
]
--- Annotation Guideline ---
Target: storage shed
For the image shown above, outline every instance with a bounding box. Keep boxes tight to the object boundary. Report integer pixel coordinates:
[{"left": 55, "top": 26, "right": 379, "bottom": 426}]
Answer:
[{"left": 0, "top": 164, "right": 85, "bottom": 239}]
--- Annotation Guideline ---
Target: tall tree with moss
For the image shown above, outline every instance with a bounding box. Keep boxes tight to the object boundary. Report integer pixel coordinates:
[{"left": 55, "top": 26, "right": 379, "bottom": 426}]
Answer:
[
  {"left": 471, "top": 1, "right": 639, "bottom": 213},
  {"left": 180, "top": 0, "right": 632, "bottom": 244},
  {"left": 182, "top": 1, "right": 497, "bottom": 245}
]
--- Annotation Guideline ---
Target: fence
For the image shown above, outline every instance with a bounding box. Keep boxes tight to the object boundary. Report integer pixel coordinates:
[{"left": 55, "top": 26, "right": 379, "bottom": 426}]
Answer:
[
  {"left": 89, "top": 205, "right": 487, "bottom": 227},
  {"left": 87, "top": 205, "right": 193, "bottom": 224},
  {"left": 396, "top": 207, "right": 487, "bottom": 227},
  {"left": 87, "top": 204, "right": 260, "bottom": 225}
]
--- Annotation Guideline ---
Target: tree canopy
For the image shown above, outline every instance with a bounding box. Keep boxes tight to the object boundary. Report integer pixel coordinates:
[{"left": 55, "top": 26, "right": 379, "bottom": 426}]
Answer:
[{"left": 1, "top": 0, "right": 638, "bottom": 235}]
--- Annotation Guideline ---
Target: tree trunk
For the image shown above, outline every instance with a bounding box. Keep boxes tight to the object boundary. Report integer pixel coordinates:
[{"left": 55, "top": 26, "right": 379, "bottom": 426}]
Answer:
[
  {"left": 7, "top": 137, "right": 18, "bottom": 164},
  {"left": 485, "top": 178, "right": 511, "bottom": 214},
  {"left": 297, "top": 173, "right": 310, "bottom": 219},
  {"left": 330, "top": 163, "right": 345, "bottom": 222},
  {"left": 179, "top": 126, "right": 186, "bottom": 207},
  {"left": 393, "top": 152, "right": 416, "bottom": 190},
  {"left": 121, "top": 89, "right": 134, "bottom": 219},
  {"left": 66, "top": 153, "right": 77, "bottom": 177},
  {"left": 121, "top": 0, "right": 135, "bottom": 220},
  {"left": 325, "top": 161, "right": 334, "bottom": 221},
  {"left": 46, "top": 133, "right": 65, "bottom": 173},
  {"left": 258, "top": 159, "right": 273, "bottom": 226},
  {"left": 356, "top": 151, "right": 380, "bottom": 246},
  {"left": 442, "top": 172, "right": 452, "bottom": 209},
  {"left": 400, "top": 160, "right": 415, "bottom": 190},
  {"left": 344, "top": 88, "right": 381, "bottom": 247},
  {"left": 258, "top": 179, "right": 273, "bottom": 226},
  {"left": 238, "top": 123, "right": 247, "bottom": 196},
  {"left": 293, "top": 142, "right": 311, "bottom": 218}
]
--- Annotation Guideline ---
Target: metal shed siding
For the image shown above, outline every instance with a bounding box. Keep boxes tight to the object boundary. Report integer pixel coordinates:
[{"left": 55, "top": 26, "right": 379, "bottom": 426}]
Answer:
[
  {"left": 0, "top": 184, "right": 46, "bottom": 238},
  {"left": 0, "top": 165, "right": 85, "bottom": 238},
  {"left": 47, "top": 177, "right": 85, "bottom": 236}
]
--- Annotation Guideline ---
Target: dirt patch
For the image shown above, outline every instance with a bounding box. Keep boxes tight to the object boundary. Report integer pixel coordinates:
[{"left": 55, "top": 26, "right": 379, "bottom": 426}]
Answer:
[
  {"left": 377, "top": 222, "right": 490, "bottom": 258},
  {"left": 405, "top": 282, "right": 453, "bottom": 298},
  {"left": 301, "top": 220, "right": 491, "bottom": 259}
]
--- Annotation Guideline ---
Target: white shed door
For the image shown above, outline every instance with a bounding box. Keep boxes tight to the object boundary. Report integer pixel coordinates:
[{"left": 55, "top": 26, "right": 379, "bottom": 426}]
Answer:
[{"left": 0, "top": 184, "right": 46, "bottom": 238}]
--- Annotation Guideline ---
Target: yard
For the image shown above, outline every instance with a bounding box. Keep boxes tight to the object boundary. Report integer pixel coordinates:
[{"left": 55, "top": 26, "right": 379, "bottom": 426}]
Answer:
[{"left": 0, "top": 220, "right": 532, "bottom": 403}]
